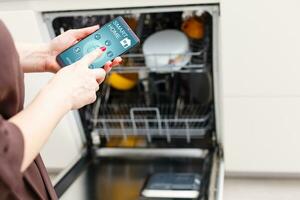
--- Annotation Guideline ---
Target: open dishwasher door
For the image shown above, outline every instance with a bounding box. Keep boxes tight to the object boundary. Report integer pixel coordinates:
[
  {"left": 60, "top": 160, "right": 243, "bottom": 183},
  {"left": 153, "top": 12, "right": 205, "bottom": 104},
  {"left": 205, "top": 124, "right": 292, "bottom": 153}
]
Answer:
[{"left": 43, "top": 3, "right": 223, "bottom": 200}]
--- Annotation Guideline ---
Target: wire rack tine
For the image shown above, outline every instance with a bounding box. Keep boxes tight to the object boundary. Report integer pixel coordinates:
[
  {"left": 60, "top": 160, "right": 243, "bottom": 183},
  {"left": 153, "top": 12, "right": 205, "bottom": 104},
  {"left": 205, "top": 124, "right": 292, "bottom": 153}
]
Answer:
[
  {"left": 155, "top": 108, "right": 163, "bottom": 136},
  {"left": 165, "top": 119, "right": 171, "bottom": 143},
  {"left": 185, "top": 119, "right": 191, "bottom": 143},
  {"left": 120, "top": 119, "right": 127, "bottom": 140},
  {"left": 145, "top": 120, "right": 152, "bottom": 143},
  {"left": 102, "top": 120, "right": 110, "bottom": 141}
]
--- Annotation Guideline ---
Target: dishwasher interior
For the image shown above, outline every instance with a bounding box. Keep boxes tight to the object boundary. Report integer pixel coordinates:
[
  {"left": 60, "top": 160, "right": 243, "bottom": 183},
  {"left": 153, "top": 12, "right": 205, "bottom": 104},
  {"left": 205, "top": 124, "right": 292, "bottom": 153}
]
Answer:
[{"left": 43, "top": 4, "right": 222, "bottom": 200}]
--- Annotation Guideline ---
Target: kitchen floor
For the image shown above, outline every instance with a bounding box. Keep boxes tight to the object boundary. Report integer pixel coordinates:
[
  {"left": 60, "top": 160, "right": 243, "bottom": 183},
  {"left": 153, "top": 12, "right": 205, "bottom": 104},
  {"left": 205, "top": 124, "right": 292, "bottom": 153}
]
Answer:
[{"left": 224, "top": 177, "right": 300, "bottom": 200}]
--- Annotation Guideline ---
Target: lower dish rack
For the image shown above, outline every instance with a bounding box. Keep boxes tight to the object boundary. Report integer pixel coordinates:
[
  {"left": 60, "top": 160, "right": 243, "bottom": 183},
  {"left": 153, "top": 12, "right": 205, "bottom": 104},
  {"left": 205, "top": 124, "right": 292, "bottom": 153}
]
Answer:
[{"left": 90, "top": 104, "right": 212, "bottom": 143}]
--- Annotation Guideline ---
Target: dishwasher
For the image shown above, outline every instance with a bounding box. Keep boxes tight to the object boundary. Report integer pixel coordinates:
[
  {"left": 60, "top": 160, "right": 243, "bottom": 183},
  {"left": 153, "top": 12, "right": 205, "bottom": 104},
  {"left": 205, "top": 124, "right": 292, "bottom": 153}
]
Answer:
[{"left": 43, "top": 4, "right": 223, "bottom": 200}]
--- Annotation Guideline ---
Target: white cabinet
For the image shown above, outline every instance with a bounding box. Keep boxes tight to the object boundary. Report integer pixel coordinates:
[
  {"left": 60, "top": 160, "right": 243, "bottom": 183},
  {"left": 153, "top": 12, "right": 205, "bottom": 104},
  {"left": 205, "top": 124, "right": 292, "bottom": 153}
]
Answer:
[
  {"left": 221, "top": 0, "right": 300, "bottom": 174},
  {"left": 222, "top": 0, "right": 300, "bottom": 96},
  {"left": 224, "top": 97, "right": 300, "bottom": 174}
]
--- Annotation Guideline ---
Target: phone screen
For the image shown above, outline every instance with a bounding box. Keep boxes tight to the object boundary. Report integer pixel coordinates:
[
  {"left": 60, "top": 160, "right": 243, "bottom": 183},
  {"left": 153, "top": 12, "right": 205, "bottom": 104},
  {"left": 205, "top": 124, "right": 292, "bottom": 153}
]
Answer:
[{"left": 56, "top": 16, "right": 140, "bottom": 68}]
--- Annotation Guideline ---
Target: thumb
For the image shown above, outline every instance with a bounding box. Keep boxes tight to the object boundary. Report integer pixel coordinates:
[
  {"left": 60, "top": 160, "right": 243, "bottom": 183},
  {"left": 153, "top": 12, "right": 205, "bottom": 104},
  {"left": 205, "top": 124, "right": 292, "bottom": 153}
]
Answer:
[
  {"left": 78, "top": 46, "right": 106, "bottom": 67},
  {"left": 92, "top": 68, "right": 106, "bottom": 84}
]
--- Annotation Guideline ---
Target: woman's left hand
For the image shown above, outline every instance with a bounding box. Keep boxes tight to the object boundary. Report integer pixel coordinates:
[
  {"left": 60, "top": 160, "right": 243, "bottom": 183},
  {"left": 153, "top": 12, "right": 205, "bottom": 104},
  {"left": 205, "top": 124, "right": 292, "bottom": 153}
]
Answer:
[
  {"left": 18, "top": 25, "right": 122, "bottom": 73},
  {"left": 45, "top": 25, "right": 100, "bottom": 73}
]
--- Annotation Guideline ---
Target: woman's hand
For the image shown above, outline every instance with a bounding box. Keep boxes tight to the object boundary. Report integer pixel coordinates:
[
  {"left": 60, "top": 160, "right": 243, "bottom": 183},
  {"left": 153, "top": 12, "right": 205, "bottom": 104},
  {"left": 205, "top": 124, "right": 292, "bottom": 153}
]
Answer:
[
  {"left": 10, "top": 48, "right": 111, "bottom": 171},
  {"left": 17, "top": 25, "right": 122, "bottom": 73},
  {"left": 45, "top": 25, "right": 99, "bottom": 73},
  {"left": 45, "top": 47, "right": 108, "bottom": 110}
]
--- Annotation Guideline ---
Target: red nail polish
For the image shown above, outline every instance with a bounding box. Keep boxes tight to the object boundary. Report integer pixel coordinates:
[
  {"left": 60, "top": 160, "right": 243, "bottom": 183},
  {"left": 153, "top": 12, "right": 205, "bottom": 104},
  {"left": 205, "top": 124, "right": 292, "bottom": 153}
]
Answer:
[{"left": 100, "top": 46, "right": 106, "bottom": 51}]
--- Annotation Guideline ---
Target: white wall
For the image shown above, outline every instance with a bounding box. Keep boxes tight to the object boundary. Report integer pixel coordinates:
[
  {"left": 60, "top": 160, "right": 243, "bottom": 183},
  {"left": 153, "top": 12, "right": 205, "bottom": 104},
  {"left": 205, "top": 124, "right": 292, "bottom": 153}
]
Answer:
[
  {"left": 221, "top": 0, "right": 300, "bottom": 174},
  {"left": 0, "top": 10, "right": 84, "bottom": 170}
]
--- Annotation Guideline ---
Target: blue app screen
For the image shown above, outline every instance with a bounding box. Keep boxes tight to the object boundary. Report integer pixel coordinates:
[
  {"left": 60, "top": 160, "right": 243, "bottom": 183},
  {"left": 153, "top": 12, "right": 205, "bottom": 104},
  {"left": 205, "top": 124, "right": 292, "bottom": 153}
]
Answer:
[{"left": 58, "top": 17, "right": 139, "bottom": 68}]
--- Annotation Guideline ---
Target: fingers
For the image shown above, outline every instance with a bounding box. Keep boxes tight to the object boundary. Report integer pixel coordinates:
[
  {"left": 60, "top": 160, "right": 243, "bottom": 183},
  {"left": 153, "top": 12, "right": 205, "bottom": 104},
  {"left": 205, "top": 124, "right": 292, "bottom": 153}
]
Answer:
[
  {"left": 112, "top": 57, "right": 123, "bottom": 67},
  {"left": 93, "top": 79, "right": 100, "bottom": 91},
  {"left": 103, "top": 57, "right": 123, "bottom": 72},
  {"left": 69, "top": 25, "right": 100, "bottom": 41},
  {"left": 79, "top": 47, "right": 104, "bottom": 67},
  {"left": 103, "top": 61, "right": 113, "bottom": 72},
  {"left": 77, "top": 47, "right": 122, "bottom": 73},
  {"left": 92, "top": 68, "right": 107, "bottom": 84}
]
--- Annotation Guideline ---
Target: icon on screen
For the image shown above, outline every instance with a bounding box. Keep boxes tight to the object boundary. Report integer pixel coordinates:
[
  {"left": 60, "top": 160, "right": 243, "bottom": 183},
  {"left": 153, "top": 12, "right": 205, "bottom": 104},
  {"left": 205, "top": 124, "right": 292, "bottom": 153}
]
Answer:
[
  {"left": 120, "top": 38, "right": 131, "bottom": 49},
  {"left": 107, "top": 51, "right": 114, "bottom": 58},
  {"left": 74, "top": 47, "right": 81, "bottom": 54},
  {"left": 105, "top": 40, "right": 112, "bottom": 46},
  {"left": 94, "top": 34, "right": 101, "bottom": 40}
]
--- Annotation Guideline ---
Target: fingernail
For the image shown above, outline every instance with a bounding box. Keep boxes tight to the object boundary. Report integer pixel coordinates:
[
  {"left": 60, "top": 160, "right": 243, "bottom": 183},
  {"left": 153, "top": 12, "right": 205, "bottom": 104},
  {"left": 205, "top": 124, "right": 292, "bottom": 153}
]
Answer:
[
  {"left": 93, "top": 25, "right": 100, "bottom": 29},
  {"left": 100, "top": 46, "right": 106, "bottom": 51}
]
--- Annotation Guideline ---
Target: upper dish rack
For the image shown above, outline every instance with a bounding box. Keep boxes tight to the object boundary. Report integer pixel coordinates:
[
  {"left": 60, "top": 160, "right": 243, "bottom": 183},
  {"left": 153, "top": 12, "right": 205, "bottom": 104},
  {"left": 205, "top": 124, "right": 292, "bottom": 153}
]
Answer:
[
  {"left": 112, "top": 35, "right": 210, "bottom": 73},
  {"left": 112, "top": 51, "right": 208, "bottom": 73}
]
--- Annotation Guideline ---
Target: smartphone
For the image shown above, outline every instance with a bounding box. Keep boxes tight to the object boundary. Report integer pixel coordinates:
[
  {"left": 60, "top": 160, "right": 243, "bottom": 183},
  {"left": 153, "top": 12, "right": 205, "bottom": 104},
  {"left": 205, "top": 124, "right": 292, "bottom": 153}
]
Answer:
[{"left": 56, "top": 16, "right": 140, "bottom": 68}]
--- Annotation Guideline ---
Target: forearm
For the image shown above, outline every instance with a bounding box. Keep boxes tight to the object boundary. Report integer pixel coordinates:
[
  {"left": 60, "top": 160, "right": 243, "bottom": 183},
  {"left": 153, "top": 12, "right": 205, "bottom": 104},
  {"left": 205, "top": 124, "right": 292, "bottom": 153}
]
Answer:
[
  {"left": 16, "top": 43, "right": 49, "bottom": 73},
  {"left": 9, "top": 84, "right": 71, "bottom": 172}
]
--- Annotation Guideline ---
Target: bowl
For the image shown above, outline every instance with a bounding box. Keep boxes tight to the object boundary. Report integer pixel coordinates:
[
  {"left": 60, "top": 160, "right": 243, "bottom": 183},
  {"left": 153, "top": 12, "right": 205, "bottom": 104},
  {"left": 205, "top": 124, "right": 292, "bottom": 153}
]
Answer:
[{"left": 142, "top": 30, "right": 191, "bottom": 71}]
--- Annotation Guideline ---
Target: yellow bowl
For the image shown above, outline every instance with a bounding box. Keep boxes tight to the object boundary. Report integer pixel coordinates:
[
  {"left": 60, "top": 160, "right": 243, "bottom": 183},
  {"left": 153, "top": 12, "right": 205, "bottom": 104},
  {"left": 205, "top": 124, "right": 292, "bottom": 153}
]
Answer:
[{"left": 107, "top": 73, "right": 138, "bottom": 91}]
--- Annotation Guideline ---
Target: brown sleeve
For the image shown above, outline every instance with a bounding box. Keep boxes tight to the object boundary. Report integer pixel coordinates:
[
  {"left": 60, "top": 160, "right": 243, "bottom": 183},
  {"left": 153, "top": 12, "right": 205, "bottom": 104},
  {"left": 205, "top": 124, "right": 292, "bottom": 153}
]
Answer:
[{"left": 0, "top": 115, "right": 24, "bottom": 198}]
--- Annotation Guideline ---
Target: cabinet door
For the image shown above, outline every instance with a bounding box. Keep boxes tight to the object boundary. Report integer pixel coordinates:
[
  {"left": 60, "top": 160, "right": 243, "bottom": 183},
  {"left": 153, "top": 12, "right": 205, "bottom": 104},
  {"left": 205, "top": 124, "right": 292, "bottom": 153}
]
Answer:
[
  {"left": 224, "top": 97, "right": 300, "bottom": 174},
  {"left": 222, "top": 0, "right": 300, "bottom": 96},
  {"left": 221, "top": 0, "right": 300, "bottom": 174}
]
